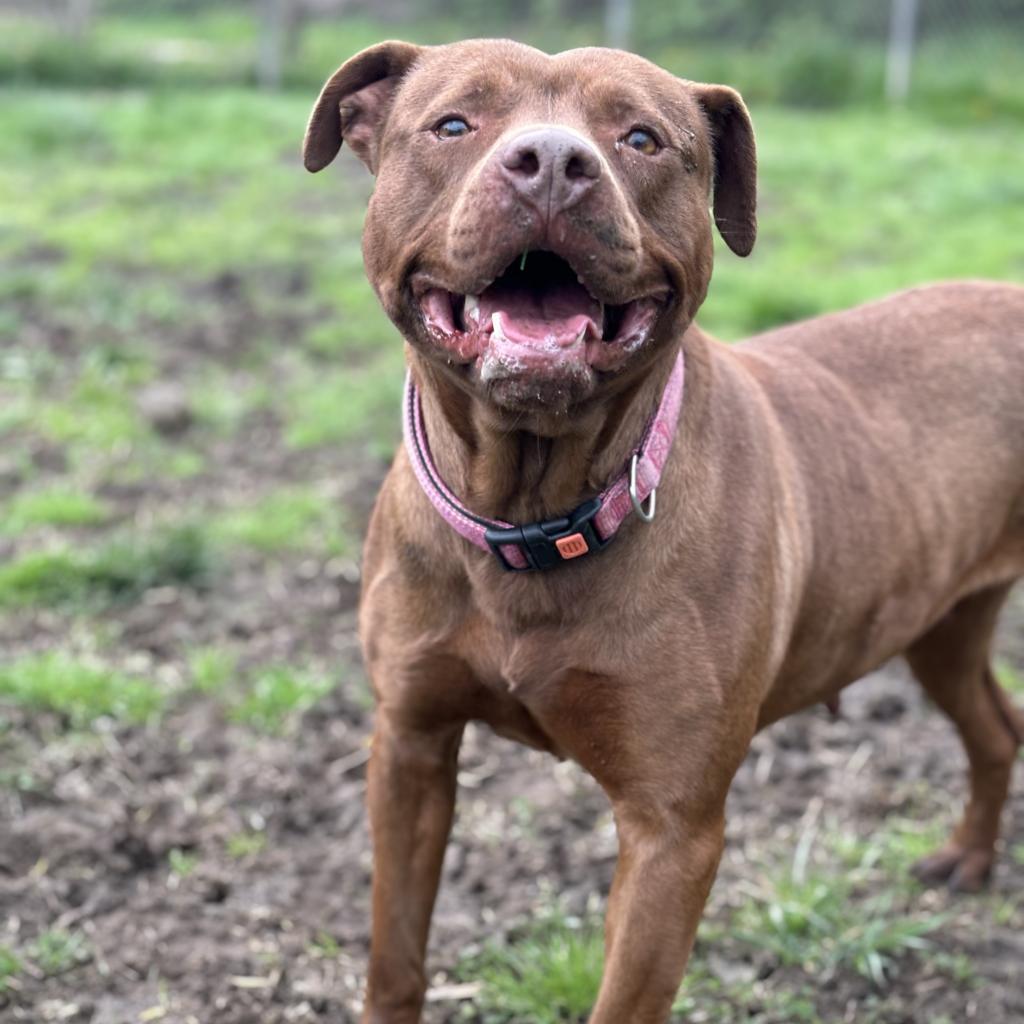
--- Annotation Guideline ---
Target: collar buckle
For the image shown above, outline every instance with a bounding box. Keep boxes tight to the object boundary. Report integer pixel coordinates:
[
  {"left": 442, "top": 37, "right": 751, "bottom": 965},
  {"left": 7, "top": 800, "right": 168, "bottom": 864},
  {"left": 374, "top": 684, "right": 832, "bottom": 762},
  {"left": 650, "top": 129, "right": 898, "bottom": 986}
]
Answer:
[{"left": 484, "top": 496, "right": 611, "bottom": 572}]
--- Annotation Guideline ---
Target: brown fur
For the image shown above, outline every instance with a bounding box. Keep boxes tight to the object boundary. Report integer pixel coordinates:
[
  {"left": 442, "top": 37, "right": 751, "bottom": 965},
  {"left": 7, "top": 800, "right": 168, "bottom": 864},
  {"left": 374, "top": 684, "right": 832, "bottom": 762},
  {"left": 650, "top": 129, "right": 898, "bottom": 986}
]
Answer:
[{"left": 303, "top": 39, "right": 1024, "bottom": 1024}]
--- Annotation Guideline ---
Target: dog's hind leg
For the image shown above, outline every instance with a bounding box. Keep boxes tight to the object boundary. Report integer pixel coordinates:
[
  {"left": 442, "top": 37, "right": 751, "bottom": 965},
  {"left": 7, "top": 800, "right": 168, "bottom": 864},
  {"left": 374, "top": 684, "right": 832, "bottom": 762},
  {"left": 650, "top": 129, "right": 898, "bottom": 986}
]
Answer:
[{"left": 904, "top": 582, "right": 1023, "bottom": 892}]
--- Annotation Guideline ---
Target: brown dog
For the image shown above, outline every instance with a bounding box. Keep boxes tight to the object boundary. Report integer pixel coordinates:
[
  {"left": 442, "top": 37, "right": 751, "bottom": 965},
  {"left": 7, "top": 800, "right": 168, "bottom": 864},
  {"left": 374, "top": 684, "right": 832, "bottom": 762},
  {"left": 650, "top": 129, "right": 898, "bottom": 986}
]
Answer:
[{"left": 303, "top": 39, "right": 1024, "bottom": 1024}]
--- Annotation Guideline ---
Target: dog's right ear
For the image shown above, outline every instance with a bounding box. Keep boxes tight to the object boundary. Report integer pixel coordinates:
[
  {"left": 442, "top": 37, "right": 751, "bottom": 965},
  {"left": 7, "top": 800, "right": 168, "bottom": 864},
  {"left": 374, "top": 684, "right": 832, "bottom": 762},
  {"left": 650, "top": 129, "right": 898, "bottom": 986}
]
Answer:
[
  {"left": 303, "top": 40, "right": 424, "bottom": 174},
  {"left": 691, "top": 83, "right": 757, "bottom": 257}
]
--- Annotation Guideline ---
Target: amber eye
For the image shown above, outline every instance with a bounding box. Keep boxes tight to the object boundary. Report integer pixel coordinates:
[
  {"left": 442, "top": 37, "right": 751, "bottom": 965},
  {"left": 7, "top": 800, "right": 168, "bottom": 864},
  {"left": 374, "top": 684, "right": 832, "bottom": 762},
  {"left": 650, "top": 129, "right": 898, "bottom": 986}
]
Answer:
[
  {"left": 435, "top": 117, "right": 471, "bottom": 139},
  {"left": 623, "top": 127, "right": 660, "bottom": 156}
]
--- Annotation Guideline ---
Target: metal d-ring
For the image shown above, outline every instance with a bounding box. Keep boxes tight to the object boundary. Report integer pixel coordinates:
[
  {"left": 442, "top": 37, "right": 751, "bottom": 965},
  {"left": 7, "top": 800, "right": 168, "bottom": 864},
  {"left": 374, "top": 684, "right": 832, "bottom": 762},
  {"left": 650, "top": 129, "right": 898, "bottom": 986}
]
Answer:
[{"left": 629, "top": 453, "right": 656, "bottom": 523}]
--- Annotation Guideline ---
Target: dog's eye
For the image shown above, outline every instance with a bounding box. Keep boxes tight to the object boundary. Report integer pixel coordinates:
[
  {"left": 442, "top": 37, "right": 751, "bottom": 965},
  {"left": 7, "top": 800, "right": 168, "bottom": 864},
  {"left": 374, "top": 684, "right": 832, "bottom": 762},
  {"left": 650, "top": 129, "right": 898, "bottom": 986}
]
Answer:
[
  {"left": 622, "top": 128, "right": 660, "bottom": 156},
  {"left": 435, "top": 117, "right": 472, "bottom": 139}
]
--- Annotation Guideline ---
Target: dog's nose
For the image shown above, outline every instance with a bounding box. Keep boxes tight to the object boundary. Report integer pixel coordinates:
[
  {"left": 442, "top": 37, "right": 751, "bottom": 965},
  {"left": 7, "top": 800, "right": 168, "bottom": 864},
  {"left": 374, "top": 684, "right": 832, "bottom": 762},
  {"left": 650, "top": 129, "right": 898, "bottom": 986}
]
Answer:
[{"left": 499, "top": 127, "right": 602, "bottom": 213}]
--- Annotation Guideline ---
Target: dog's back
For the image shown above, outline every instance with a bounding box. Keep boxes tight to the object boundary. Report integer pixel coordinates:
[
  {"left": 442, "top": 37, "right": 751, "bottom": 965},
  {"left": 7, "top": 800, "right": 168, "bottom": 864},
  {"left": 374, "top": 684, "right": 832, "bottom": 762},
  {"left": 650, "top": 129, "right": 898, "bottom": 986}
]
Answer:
[{"left": 735, "top": 280, "right": 1024, "bottom": 710}]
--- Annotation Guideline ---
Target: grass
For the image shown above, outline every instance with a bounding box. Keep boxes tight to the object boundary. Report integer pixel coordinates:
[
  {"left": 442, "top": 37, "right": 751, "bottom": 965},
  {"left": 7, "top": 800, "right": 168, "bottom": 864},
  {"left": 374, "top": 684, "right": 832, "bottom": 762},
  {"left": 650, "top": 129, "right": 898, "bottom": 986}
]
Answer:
[
  {"left": 461, "top": 818, "right": 958, "bottom": 1023},
  {"left": 996, "top": 659, "right": 1024, "bottom": 695},
  {"left": 0, "top": 646, "right": 340, "bottom": 735},
  {"left": 190, "top": 647, "right": 337, "bottom": 733},
  {"left": 0, "top": 525, "right": 212, "bottom": 609},
  {"left": 0, "top": 946, "right": 21, "bottom": 994},
  {"left": 734, "top": 874, "right": 941, "bottom": 987},
  {"left": 0, "top": 653, "right": 163, "bottom": 727},
  {"left": 732, "top": 818, "right": 948, "bottom": 987},
  {"left": 228, "top": 665, "right": 335, "bottom": 733},
  {"left": 466, "top": 918, "right": 605, "bottom": 1023},
  {"left": 211, "top": 487, "right": 353, "bottom": 555},
  {"left": 168, "top": 848, "right": 198, "bottom": 878},
  {"left": 0, "top": 487, "right": 111, "bottom": 534},
  {"left": 226, "top": 830, "right": 267, "bottom": 859},
  {"left": 26, "top": 929, "right": 90, "bottom": 977},
  {"left": 188, "top": 646, "right": 238, "bottom": 695}
]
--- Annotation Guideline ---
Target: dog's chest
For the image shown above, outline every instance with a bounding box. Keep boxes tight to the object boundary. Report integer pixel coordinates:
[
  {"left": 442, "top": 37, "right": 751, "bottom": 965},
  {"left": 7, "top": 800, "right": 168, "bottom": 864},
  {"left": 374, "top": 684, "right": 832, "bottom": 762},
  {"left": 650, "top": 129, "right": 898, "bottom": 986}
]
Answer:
[{"left": 455, "top": 608, "right": 576, "bottom": 696}]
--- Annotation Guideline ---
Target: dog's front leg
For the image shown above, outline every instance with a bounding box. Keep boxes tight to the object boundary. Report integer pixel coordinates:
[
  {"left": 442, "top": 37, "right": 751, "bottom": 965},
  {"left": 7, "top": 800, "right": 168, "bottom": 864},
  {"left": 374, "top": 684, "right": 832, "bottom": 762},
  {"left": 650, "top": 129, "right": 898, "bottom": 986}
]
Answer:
[
  {"left": 528, "top": 668, "right": 754, "bottom": 1024},
  {"left": 590, "top": 800, "right": 726, "bottom": 1024},
  {"left": 361, "top": 708, "right": 464, "bottom": 1024}
]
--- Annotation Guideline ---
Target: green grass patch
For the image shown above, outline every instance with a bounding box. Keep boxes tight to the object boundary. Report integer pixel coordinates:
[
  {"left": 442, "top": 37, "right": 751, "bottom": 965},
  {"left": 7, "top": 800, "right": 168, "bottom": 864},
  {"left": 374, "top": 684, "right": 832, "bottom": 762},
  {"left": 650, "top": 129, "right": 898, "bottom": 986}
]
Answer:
[
  {"left": 0, "top": 653, "right": 162, "bottom": 728},
  {"left": 0, "top": 525, "right": 212, "bottom": 609},
  {"left": 187, "top": 652, "right": 338, "bottom": 734},
  {"left": 461, "top": 818, "right": 957, "bottom": 1022},
  {"left": 283, "top": 355, "right": 404, "bottom": 455},
  {"left": 0, "top": 487, "right": 111, "bottom": 534},
  {"left": 228, "top": 665, "right": 335, "bottom": 734},
  {"left": 168, "top": 848, "right": 198, "bottom": 878},
  {"left": 699, "top": 107, "right": 1024, "bottom": 340},
  {"left": 735, "top": 872, "right": 941, "bottom": 987},
  {"left": 211, "top": 487, "right": 352, "bottom": 555},
  {"left": 0, "top": 945, "right": 21, "bottom": 994},
  {"left": 734, "top": 822, "right": 948, "bottom": 987},
  {"left": 34, "top": 358, "right": 151, "bottom": 451},
  {"left": 227, "top": 830, "right": 266, "bottom": 859},
  {"left": 673, "top": 969, "right": 821, "bottom": 1024},
  {"left": 467, "top": 918, "right": 604, "bottom": 1024},
  {"left": 996, "top": 659, "right": 1024, "bottom": 696},
  {"left": 26, "top": 929, "right": 90, "bottom": 977},
  {"left": 188, "top": 646, "right": 238, "bottom": 695}
]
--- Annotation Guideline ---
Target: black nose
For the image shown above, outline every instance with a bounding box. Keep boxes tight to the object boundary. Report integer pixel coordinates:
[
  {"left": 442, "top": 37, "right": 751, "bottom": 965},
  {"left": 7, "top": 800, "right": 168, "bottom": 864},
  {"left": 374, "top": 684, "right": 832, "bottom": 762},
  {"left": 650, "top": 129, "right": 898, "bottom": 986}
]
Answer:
[{"left": 499, "top": 127, "right": 602, "bottom": 213}]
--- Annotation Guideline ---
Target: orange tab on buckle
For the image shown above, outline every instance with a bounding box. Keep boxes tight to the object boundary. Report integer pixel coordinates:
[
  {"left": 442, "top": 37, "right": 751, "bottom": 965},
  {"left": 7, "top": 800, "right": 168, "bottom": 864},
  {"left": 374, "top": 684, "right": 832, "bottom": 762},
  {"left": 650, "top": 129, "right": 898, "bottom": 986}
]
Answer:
[{"left": 555, "top": 533, "right": 589, "bottom": 559}]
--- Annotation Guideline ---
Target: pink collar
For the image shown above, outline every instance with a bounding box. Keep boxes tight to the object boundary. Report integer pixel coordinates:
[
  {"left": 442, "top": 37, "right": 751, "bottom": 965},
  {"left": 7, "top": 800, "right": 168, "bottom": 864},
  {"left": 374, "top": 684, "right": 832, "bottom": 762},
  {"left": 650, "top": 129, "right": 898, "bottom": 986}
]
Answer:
[{"left": 403, "top": 351, "right": 685, "bottom": 571}]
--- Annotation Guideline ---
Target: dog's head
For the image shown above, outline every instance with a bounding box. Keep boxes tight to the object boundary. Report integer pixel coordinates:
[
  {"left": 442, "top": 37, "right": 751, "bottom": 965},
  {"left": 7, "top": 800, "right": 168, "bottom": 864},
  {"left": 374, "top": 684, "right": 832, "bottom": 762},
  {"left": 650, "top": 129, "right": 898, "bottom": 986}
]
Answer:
[{"left": 304, "top": 39, "right": 756, "bottom": 414}]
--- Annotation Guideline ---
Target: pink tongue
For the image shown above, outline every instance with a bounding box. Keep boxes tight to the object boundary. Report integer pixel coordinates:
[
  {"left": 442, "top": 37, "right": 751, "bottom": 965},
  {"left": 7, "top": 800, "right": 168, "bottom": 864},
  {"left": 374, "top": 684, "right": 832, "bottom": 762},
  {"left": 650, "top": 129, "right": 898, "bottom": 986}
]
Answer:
[{"left": 478, "top": 277, "right": 600, "bottom": 347}]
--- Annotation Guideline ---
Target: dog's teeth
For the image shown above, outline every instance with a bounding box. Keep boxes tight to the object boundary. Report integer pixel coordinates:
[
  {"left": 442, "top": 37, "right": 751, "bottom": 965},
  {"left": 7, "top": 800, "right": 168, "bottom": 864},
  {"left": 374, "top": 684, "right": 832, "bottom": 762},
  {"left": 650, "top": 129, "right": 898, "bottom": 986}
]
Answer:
[
  {"left": 576, "top": 325, "right": 587, "bottom": 344},
  {"left": 465, "top": 295, "right": 480, "bottom": 325},
  {"left": 492, "top": 311, "right": 506, "bottom": 341}
]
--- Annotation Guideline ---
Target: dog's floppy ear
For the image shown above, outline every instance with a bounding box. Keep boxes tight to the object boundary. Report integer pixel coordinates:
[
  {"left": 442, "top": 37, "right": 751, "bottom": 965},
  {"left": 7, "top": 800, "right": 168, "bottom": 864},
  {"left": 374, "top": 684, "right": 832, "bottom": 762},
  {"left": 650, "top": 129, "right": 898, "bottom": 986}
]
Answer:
[
  {"left": 303, "top": 40, "right": 424, "bottom": 174},
  {"left": 692, "top": 84, "right": 757, "bottom": 257}
]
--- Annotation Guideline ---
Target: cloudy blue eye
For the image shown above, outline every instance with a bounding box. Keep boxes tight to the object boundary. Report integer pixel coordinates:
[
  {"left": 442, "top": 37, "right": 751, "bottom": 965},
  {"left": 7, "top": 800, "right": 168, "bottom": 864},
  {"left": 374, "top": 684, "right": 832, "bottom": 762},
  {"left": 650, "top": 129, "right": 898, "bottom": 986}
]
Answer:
[
  {"left": 436, "top": 117, "right": 471, "bottom": 139},
  {"left": 623, "top": 127, "right": 660, "bottom": 155}
]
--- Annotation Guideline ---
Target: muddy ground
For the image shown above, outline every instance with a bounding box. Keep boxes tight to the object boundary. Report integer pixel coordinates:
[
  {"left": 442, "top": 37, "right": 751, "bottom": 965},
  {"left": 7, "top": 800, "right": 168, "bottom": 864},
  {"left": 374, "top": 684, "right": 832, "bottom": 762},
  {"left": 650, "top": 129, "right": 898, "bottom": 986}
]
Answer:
[{"left": 2, "top": 500, "right": 1023, "bottom": 1023}]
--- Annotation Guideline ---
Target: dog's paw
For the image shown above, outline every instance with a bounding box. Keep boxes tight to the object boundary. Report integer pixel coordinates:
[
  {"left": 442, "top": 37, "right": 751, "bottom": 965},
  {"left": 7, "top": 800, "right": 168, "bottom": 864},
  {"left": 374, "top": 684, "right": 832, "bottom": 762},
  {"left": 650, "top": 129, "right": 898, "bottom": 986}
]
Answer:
[{"left": 910, "top": 845, "right": 993, "bottom": 893}]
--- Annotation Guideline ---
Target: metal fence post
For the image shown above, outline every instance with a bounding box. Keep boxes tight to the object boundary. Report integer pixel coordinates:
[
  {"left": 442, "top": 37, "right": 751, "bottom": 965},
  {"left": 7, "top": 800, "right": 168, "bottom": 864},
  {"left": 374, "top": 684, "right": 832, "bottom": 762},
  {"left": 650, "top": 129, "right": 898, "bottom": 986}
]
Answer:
[
  {"left": 886, "top": 0, "right": 920, "bottom": 103},
  {"left": 606, "top": 0, "right": 632, "bottom": 51}
]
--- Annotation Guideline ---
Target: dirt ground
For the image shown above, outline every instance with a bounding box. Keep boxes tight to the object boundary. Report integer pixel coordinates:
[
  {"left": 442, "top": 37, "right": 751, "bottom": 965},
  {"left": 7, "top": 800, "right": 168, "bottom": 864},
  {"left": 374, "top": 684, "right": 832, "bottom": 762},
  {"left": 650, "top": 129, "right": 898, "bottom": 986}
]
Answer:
[{"left": 2, "top": 488, "right": 1023, "bottom": 1023}]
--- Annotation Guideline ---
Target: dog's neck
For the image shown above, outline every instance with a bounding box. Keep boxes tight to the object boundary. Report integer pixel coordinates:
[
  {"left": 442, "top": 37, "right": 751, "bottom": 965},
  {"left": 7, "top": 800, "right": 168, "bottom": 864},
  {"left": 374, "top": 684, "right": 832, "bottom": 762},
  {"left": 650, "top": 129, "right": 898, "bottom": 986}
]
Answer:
[{"left": 411, "top": 341, "right": 692, "bottom": 524}]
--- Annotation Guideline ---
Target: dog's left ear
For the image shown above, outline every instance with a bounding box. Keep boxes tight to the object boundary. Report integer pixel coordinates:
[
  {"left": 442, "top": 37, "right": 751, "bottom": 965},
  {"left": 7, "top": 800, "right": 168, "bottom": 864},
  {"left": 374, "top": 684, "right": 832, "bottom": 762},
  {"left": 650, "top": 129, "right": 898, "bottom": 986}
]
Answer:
[
  {"left": 303, "top": 40, "right": 424, "bottom": 174},
  {"left": 692, "top": 84, "right": 757, "bottom": 257}
]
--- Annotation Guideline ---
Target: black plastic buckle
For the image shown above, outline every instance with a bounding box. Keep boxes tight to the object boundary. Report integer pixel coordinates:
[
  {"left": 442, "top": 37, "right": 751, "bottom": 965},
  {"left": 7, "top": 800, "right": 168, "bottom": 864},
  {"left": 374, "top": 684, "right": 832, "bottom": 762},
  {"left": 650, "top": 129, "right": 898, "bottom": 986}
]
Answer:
[{"left": 484, "top": 497, "right": 611, "bottom": 572}]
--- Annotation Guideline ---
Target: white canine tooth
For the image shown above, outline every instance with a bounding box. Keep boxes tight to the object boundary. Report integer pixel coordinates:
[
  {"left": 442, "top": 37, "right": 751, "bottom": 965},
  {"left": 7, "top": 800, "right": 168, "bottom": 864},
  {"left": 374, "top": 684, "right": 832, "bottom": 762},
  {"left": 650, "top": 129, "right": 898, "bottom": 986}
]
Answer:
[
  {"left": 575, "top": 325, "right": 587, "bottom": 344},
  {"left": 465, "top": 295, "right": 480, "bottom": 324},
  {"left": 492, "top": 311, "right": 506, "bottom": 341}
]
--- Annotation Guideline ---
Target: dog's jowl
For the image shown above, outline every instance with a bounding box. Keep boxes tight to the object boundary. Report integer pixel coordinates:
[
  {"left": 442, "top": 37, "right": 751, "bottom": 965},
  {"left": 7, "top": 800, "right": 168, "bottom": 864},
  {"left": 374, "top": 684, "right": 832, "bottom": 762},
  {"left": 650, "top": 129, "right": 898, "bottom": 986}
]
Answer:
[{"left": 304, "top": 39, "right": 1024, "bottom": 1024}]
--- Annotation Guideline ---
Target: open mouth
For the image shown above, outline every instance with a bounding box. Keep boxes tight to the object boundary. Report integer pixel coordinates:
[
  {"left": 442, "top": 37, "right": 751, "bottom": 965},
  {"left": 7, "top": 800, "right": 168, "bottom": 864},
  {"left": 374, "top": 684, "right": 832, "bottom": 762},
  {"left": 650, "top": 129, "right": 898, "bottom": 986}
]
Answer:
[{"left": 416, "top": 251, "right": 667, "bottom": 377}]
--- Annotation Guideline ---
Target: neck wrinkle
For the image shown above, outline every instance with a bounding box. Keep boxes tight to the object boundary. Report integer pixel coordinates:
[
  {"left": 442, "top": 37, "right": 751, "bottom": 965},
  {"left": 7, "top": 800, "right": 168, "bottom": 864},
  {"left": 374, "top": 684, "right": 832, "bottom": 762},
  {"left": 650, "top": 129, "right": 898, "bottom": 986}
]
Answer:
[{"left": 411, "top": 343, "right": 684, "bottom": 525}]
